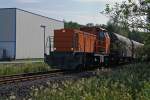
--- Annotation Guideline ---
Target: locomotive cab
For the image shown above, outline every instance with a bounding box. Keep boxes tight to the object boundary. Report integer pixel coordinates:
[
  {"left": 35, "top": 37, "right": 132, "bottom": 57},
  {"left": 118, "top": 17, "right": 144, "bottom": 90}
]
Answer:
[
  {"left": 96, "top": 29, "right": 110, "bottom": 54},
  {"left": 80, "top": 27, "right": 111, "bottom": 67},
  {"left": 80, "top": 27, "right": 110, "bottom": 55}
]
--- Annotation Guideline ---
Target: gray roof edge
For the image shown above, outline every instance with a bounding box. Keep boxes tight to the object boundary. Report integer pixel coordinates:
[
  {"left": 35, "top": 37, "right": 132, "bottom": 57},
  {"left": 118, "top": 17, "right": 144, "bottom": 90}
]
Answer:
[{"left": 0, "top": 8, "right": 64, "bottom": 23}]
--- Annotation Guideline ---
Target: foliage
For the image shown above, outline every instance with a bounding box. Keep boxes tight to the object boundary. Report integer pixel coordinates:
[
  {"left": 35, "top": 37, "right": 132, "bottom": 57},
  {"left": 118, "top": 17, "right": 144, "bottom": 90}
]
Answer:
[
  {"left": 103, "top": 0, "right": 149, "bottom": 30},
  {"left": 128, "top": 30, "right": 146, "bottom": 43},
  {"left": 105, "top": 21, "right": 146, "bottom": 42},
  {"left": 143, "top": 33, "right": 150, "bottom": 60},
  {"left": 27, "top": 63, "right": 150, "bottom": 100},
  {"left": 103, "top": 0, "right": 150, "bottom": 60},
  {"left": 106, "top": 21, "right": 130, "bottom": 37},
  {"left": 64, "top": 21, "right": 81, "bottom": 29},
  {"left": 86, "top": 23, "right": 95, "bottom": 27},
  {"left": 0, "top": 62, "right": 50, "bottom": 75}
]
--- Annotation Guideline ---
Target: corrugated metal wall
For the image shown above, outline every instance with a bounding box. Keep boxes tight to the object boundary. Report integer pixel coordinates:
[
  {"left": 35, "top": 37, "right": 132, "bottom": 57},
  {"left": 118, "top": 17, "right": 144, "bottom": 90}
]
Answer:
[
  {"left": 0, "top": 8, "right": 16, "bottom": 59},
  {"left": 16, "top": 9, "right": 64, "bottom": 59}
]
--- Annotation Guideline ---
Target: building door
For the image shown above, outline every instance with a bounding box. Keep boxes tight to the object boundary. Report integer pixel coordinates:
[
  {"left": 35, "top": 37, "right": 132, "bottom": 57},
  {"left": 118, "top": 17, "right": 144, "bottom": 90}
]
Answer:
[{"left": 46, "top": 36, "right": 54, "bottom": 55}]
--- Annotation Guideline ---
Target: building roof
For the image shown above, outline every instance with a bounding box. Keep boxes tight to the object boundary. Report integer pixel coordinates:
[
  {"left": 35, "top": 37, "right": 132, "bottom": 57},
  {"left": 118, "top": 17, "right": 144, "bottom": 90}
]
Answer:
[{"left": 0, "top": 8, "right": 64, "bottom": 23}]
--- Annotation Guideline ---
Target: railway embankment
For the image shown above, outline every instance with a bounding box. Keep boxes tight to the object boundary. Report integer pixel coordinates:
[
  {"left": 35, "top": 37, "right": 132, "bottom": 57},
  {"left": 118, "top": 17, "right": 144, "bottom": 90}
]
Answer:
[
  {"left": 0, "top": 62, "right": 149, "bottom": 100},
  {"left": 30, "top": 62, "right": 150, "bottom": 100}
]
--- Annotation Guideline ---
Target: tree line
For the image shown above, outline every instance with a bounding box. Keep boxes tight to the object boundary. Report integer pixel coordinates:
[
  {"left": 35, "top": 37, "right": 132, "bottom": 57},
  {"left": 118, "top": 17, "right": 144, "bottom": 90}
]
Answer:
[
  {"left": 102, "top": 0, "right": 150, "bottom": 61},
  {"left": 64, "top": 0, "right": 150, "bottom": 61}
]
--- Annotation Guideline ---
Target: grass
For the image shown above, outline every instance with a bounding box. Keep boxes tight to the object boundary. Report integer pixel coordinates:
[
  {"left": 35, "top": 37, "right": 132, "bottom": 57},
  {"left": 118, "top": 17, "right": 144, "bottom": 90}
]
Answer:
[
  {"left": 13, "top": 58, "right": 44, "bottom": 62},
  {"left": 29, "top": 63, "right": 150, "bottom": 100},
  {"left": 0, "top": 62, "right": 50, "bottom": 76}
]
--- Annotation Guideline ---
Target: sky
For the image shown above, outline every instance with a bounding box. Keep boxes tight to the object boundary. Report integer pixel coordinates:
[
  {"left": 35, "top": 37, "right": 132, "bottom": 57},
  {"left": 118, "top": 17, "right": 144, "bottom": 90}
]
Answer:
[{"left": 0, "top": 0, "right": 128, "bottom": 25}]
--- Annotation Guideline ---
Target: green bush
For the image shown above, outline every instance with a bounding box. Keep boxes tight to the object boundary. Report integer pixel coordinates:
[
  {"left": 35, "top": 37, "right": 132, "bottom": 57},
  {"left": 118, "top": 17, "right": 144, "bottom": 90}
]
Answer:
[
  {"left": 0, "top": 62, "right": 50, "bottom": 76},
  {"left": 30, "top": 63, "right": 150, "bottom": 100}
]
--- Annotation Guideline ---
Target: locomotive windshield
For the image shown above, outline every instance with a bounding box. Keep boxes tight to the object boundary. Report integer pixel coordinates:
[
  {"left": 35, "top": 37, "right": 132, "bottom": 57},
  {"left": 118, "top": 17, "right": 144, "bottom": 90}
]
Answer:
[{"left": 99, "top": 32, "right": 105, "bottom": 41}]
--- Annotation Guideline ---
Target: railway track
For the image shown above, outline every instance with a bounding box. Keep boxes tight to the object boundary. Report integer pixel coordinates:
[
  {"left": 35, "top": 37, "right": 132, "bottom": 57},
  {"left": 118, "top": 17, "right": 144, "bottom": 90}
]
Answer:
[
  {"left": 0, "top": 69, "right": 65, "bottom": 85},
  {"left": 0, "top": 66, "right": 114, "bottom": 86}
]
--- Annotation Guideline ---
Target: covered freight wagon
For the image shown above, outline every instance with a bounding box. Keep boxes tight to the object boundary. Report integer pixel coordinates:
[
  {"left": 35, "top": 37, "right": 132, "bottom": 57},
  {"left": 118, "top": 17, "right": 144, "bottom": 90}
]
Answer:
[{"left": 0, "top": 8, "right": 64, "bottom": 60}]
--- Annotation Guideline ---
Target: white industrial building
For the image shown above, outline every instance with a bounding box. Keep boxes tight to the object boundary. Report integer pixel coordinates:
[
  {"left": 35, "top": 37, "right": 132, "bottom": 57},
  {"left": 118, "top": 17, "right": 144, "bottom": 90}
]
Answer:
[{"left": 0, "top": 8, "right": 64, "bottom": 60}]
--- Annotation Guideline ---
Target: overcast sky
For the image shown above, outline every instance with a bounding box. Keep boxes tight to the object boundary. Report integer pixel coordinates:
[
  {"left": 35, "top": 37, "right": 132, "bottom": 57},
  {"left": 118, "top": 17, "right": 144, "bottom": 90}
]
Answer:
[{"left": 0, "top": 0, "right": 128, "bottom": 25}]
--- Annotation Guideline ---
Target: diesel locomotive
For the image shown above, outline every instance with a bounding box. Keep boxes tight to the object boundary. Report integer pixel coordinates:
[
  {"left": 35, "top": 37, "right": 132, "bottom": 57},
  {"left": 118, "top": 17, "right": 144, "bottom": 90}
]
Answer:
[{"left": 45, "top": 27, "right": 144, "bottom": 70}]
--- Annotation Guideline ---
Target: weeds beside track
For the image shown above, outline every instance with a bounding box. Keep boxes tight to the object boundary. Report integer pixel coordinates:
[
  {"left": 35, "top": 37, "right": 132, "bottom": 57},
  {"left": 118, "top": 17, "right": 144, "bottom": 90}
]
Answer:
[{"left": 0, "top": 62, "right": 50, "bottom": 76}]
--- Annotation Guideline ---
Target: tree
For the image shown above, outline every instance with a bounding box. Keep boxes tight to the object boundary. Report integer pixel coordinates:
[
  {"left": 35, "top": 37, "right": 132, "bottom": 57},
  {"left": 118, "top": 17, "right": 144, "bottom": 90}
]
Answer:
[
  {"left": 106, "top": 21, "right": 130, "bottom": 37},
  {"left": 128, "top": 30, "right": 146, "bottom": 43},
  {"left": 102, "top": 0, "right": 150, "bottom": 60},
  {"left": 64, "top": 21, "right": 81, "bottom": 29},
  {"left": 86, "top": 23, "right": 94, "bottom": 27},
  {"left": 103, "top": 0, "right": 149, "bottom": 31}
]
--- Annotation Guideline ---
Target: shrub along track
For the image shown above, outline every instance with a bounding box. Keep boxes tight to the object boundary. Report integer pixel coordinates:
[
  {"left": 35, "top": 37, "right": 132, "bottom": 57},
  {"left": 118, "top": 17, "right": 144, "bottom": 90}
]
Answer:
[{"left": 0, "top": 67, "right": 113, "bottom": 99}]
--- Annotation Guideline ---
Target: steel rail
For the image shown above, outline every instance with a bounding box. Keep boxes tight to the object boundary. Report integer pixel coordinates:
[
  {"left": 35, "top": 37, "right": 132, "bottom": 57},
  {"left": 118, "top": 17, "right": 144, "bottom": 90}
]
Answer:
[{"left": 0, "top": 69, "right": 65, "bottom": 85}]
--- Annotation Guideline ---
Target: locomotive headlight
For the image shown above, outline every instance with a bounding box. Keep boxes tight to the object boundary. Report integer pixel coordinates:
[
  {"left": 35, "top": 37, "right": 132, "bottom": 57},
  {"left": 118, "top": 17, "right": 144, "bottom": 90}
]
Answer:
[
  {"left": 71, "top": 48, "right": 74, "bottom": 51},
  {"left": 62, "top": 30, "right": 66, "bottom": 33}
]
